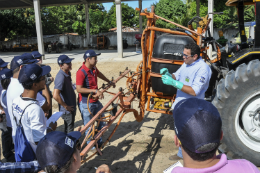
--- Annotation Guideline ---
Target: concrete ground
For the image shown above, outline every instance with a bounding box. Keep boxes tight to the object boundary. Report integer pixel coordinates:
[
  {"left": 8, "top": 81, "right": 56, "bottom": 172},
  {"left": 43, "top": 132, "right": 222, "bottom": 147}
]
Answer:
[{"left": 0, "top": 47, "right": 142, "bottom": 63}]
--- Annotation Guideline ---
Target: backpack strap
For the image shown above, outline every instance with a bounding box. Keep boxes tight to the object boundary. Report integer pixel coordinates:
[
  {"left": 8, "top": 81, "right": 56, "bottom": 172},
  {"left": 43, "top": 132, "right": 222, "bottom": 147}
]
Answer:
[{"left": 13, "top": 103, "right": 37, "bottom": 126}]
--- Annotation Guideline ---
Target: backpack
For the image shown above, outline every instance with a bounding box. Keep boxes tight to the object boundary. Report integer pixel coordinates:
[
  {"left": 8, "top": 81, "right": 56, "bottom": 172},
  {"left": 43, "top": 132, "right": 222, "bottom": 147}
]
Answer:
[{"left": 13, "top": 103, "right": 36, "bottom": 162}]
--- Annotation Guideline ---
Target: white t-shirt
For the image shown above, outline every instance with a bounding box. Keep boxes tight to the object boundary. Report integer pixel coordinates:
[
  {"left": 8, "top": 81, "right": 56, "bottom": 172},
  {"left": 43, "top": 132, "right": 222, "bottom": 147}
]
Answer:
[
  {"left": 12, "top": 96, "right": 46, "bottom": 153},
  {"left": 7, "top": 78, "right": 46, "bottom": 147}
]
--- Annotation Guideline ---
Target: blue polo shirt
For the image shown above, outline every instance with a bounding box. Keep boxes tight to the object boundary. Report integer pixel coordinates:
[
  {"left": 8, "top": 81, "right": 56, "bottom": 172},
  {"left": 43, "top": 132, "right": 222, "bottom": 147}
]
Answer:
[{"left": 172, "top": 57, "right": 212, "bottom": 109}]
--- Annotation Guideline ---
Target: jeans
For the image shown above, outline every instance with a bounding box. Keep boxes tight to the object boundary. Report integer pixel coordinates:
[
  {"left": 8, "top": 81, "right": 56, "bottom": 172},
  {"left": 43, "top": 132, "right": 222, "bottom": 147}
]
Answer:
[
  {"left": 62, "top": 111, "right": 76, "bottom": 133},
  {"left": 1, "top": 127, "right": 15, "bottom": 162},
  {"left": 177, "top": 147, "right": 183, "bottom": 158},
  {"left": 79, "top": 101, "right": 105, "bottom": 145}
]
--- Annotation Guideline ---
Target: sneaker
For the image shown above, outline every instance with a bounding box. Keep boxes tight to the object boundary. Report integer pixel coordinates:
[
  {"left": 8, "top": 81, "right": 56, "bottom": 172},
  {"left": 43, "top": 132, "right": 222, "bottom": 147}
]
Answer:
[{"left": 169, "top": 154, "right": 183, "bottom": 161}]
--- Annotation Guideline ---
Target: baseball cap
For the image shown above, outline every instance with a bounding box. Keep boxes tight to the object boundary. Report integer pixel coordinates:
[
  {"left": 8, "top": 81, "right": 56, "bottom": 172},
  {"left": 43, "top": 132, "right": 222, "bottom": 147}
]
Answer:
[
  {"left": 57, "top": 55, "right": 74, "bottom": 65},
  {"left": 10, "top": 54, "right": 39, "bottom": 70},
  {"left": 32, "top": 51, "right": 43, "bottom": 59},
  {"left": 0, "top": 59, "right": 9, "bottom": 68},
  {"left": 0, "top": 68, "right": 13, "bottom": 80},
  {"left": 173, "top": 98, "right": 222, "bottom": 153},
  {"left": 18, "top": 63, "right": 51, "bottom": 84},
  {"left": 36, "top": 131, "right": 81, "bottom": 169},
  {"left": 83, "top": 50, "right": 101, "bottom": 59}
]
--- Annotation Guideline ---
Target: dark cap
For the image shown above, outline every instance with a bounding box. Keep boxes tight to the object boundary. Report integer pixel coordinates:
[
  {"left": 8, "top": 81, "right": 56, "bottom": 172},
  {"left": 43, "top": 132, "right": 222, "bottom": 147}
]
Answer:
[
  {"left": 18, "top": 63, "right": 51, "bottom": 84},
  {"left": 36, "top": 131, "right": 81, "bottom": 169},
  {"left": 83, "top": 50, "right": 101, "bottom": 59},
  {"left": 32, "top": 51, "right": 43, "bottom": 59},
  {"left": 0, "top": 59, "right": 9, "bottom": 68},
  {"left": 10, "top": 54, "right": 39, "bottom": 70},
  {"left": 58, "top": 55, "right": 74, "bottom": 65},
  {"left": 173, "top": 98, "right": 222, "bottom": 153},
  {"left": 0, "top": 68, "right": 13, "bottom": 80}
]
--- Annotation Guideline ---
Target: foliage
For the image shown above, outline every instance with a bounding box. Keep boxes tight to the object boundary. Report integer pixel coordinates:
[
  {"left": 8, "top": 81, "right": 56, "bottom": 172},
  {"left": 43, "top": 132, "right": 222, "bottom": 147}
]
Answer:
[{"left": 154, "top": 0, "right": 187, "bottom": 28}]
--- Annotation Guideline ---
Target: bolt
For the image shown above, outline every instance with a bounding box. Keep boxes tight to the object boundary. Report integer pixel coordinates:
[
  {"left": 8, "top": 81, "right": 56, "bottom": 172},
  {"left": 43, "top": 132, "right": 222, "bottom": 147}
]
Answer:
[{"left": 249, "top": 114, "right": 254, "bottom": 117}]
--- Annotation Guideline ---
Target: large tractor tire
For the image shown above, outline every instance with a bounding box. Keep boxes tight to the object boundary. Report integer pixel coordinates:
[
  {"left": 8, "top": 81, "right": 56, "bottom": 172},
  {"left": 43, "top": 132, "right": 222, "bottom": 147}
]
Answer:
[{"left": 212, "top": 59, "right": 260, "bottom": 166}]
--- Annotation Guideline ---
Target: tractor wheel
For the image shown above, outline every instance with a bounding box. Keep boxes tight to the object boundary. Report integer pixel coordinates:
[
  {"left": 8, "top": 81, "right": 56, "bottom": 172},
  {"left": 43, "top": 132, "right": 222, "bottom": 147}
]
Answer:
[{"left": 212, "top": 59, "right": 260, "bottom": 166}]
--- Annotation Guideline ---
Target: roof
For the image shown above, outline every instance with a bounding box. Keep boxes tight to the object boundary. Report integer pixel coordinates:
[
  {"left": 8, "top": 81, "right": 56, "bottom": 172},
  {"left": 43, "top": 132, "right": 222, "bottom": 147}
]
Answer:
[
  {"left": 225, "top": 0, "right": 256, "bottom": 6},
  {"left": 0, "top": 0, "right": 136, "bottom": 10}
]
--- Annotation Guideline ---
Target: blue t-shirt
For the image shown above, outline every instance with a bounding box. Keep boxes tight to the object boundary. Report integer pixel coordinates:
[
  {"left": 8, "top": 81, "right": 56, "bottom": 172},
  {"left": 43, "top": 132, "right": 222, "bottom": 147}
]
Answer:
[{"left": 172, "top": 57, "right": 212, "bottom": 109}]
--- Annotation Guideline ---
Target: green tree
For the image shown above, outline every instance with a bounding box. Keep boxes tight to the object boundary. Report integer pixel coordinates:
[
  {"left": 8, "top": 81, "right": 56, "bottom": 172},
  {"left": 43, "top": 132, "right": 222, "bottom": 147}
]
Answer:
[{"left": 154, "top": 0, "right": 187, "bottom": 28}]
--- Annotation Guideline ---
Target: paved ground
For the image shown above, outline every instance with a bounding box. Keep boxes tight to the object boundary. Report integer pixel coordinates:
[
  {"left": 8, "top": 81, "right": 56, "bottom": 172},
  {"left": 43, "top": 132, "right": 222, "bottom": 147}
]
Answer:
[{"left": 0, "top": 47, "right": 143, "bottom": 63}]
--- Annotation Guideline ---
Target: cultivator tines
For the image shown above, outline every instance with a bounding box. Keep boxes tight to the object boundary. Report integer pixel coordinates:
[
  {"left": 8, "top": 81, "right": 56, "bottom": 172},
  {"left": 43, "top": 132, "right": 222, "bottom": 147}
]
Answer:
[{"left": 79, "top": 68, "right": 144, "bottom": 163}]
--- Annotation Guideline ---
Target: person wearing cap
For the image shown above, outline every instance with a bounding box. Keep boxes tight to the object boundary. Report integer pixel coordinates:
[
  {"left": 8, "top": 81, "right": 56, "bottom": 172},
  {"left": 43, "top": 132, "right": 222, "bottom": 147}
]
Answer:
[
  {"left": 6, "top": 55, "right": 52, "bottom": 135},
  {"left": 0, "top": 68, "right": 15, "bottom": 162},
  {"left": 53, "top": 55, "right": 76, "bottom": 133},
  {"left": 31, "top": 51, "right": 43, "bottom": 64},
  {"left": 160, "top": 43, "right": 212, "bottom": 160},
  {"left": 171, "top": 98, "right": 259, "bottom": 173},
  {"left": 36, "top": 131, "right": 112, "bottom": 173},
  {"left": 0, "top": 59, "right": 9, "bottom": 70},
  {"left": 76, "top": 50, "right": 115, "bottom": 148},
  {"left": 12, "top": 63, "right": 56, "bottom": 153}
]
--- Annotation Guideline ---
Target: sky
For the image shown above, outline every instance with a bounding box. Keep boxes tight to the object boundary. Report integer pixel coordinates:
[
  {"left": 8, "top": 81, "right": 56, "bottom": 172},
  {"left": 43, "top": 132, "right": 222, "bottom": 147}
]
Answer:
[{"left": 102, "top": 1, "right": 160, "bottom": 11}]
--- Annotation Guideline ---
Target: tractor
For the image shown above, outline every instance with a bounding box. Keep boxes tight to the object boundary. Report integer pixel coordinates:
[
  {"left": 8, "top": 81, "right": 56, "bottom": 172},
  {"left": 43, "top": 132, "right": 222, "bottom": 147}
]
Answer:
[{"left": 78, "top": 0, "right": 260, "bottom": 166}]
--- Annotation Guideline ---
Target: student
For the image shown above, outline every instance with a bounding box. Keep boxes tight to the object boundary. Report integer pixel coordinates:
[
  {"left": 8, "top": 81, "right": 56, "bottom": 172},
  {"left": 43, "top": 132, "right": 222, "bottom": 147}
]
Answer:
[
  {"left": 53, "top": 55, "right": 76, "bottom": 133},
  {"left": 0, "top": 68, "right": 15, "bottom": 162},
  {"left": 12, "top": 64, "right": 56, "bottom": 154},
  {"left": 6, "top": 55, "right": 49, "bottom": 142},
  {"left": 76, "top": 50, "right": 115, "bottom": 148},
  {"left": 36, "top": 131, "right": 112, "bottom": 173},
  {"left": 171, "top": 98, "right": 259, "bottom": 173}
]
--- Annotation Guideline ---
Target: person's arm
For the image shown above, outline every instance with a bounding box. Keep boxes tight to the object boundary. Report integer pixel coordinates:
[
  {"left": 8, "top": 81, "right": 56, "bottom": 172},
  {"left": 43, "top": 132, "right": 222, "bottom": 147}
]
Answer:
[
  {"left": 97, "top": 71, "right": 116, "bottom": 88},
  {"left": 53, "top": 89, "right": 74, "bottom": 112},
  {"left": 41, "top": 85, "right": 52, "bottom": 111},
  {"left": 0, "top": 161, "right": 42, "bottom": 173}
]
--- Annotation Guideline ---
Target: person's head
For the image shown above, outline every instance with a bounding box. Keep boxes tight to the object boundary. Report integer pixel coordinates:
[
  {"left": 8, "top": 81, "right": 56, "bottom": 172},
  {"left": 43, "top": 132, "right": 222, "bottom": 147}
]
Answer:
[
  {"left": 173, "top": 98, "right": 223, "bottom": 162},
  {"left": 83, "top": 50, "right": 101, "bottom": 67},
  {"left": 36, "top": 131, "right": 82, "bottom": 173},
  {"left": 32, "top": 51, "right": 43, "bottom": 64},
  {"left": 58, "top": 55, "right": 74, "bottom": 72},
  {"left": 183, "top": 43, "right": 201, "bottom": 65},
  {"left": 18, "top": 63, "right": 51, "bottom": 92},
  {"left": 0, "top": 68, "right": 13, "bottom": 90},
  {"left": 10, "top": 54, "right": 38, "bottom": 75},
  {"left": 0, "top": 59, "right": 9, "bottom": 71}
]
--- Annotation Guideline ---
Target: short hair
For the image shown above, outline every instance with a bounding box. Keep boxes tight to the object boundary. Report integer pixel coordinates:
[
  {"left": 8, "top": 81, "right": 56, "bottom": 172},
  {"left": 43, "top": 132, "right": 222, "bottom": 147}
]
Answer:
[
  {"left": 12, "top": 67, "right": 20, "bottom": 74},
  {"left": 21, "top": 77, "right": 43, "bottom": 90},
  {"left": 184, "top": 43, "right": 200, "bottom": 58},
  {"left": 1, "top": 79, "right": 11, "bottom": 90},
  {"left": 182, "top": 143, "right": 219, "bottom": 161}
]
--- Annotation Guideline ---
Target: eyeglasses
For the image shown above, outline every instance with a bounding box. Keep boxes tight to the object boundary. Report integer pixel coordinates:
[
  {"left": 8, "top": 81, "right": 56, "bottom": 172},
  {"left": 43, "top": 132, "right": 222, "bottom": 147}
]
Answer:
[
  {"left": 76, "top": 141, "right": 81, "bottom": 151},
  {"left": 182, "top": 52, "right": 194, "bottom": 58}
]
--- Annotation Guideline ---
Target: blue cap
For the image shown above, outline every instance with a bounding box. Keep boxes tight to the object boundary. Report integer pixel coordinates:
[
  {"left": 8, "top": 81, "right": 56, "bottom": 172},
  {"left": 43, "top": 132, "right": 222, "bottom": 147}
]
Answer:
[
  {"left": 173, "top": 98, "right": 222, "bottom": 153},
  {"left": 36, "top": 131, "right": 81, "bottom": 169},
  {"left": 57, "top": 55, "right": 74, "bottom": 65},
  {"left": 10, "top": 54, "right": 39, "bottom": 70},
  {"left": 83, "top": 50, "right": 101, "bottom": 59},
  {"left": 18, "top": 63, "right": 51, "bottom": 84},
  {"left": 32, "top": 51, "right": 43, "bottom": 59},
  {"left": 0, "top": 59, "right": 9, "bottom": 68},
  {"left": 0, "top": 68, "right": 13, "bottom": 80}
]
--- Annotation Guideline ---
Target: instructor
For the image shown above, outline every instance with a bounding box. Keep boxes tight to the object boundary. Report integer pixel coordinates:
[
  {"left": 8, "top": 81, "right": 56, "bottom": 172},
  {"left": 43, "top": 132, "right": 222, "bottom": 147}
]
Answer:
[{"left": 160, "top": 43, "right": 212, "bottom": 160}]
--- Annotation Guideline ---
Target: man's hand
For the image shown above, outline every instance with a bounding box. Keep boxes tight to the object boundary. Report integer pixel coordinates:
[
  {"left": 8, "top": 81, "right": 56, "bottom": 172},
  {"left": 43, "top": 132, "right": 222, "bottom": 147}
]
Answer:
[
  {"left": 49, "top": 122, "right": 57, "bottom": 131},
  {"left": 65, "top": 105, "right": 74, "bottom": 112},
  {"left": 93, "top": 90, "right": 104, "bottom": 100},
  {"left": 161, "top": 75, "right": 184, "bottom": 90},
  {"left": 160, "top": 68, "right": 172, "bottom": 77},
  {"left": 96, "top": 164, "right": 111, "bottom": 173}
]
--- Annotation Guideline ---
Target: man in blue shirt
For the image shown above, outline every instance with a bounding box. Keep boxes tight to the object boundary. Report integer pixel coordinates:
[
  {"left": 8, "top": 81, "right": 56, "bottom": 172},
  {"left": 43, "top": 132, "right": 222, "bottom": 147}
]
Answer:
[{"left": 160, "top": 43, "right": 212, "bottom": 160}]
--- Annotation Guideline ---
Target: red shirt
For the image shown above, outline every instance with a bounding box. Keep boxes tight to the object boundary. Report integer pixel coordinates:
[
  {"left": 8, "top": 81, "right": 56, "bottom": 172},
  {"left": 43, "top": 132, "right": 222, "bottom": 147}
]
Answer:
[{"left": 76, "top": 62, "right": 99, "bottom": 103}]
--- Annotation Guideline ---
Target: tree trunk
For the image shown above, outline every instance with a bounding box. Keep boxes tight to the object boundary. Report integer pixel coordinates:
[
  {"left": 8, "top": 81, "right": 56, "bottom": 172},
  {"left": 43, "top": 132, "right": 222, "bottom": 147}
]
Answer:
[{"left": 196, "top": 0, "right": 200, "bottom": 28}]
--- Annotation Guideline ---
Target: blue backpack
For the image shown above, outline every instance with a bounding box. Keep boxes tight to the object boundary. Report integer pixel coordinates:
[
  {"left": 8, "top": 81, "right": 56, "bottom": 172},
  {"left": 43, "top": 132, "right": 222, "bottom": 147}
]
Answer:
[{"left": 13, "top": 103, "right": 36, "bottom": 162}]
